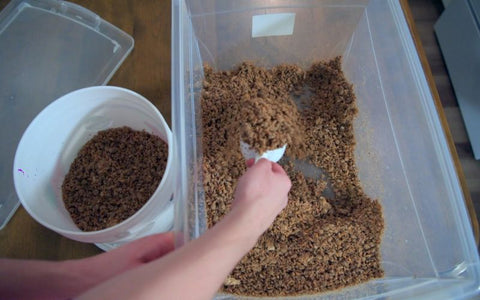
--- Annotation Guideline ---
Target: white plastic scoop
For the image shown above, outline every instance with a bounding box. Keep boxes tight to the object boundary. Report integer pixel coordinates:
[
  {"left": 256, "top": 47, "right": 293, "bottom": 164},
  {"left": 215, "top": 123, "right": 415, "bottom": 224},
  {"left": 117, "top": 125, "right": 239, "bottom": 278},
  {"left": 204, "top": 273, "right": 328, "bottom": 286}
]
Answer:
[{"left": 240, "top": 140, "right": 287, "bottom": 163}]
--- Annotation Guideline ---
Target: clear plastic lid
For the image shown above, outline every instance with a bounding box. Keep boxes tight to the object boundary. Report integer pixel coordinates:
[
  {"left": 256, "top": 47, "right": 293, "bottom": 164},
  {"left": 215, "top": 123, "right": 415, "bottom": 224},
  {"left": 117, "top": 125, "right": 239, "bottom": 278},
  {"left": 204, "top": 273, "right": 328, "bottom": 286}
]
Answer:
[{"left": 0, "top": 0, "right": 134, "bottom": 229}]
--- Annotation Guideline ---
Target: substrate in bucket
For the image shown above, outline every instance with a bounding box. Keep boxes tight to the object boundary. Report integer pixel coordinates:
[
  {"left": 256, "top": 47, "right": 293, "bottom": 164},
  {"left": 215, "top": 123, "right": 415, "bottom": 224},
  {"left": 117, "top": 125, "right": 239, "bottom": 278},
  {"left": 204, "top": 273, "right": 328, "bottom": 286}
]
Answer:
[{"left": 13, "top": 86, "right": 175, "bottom": 250}]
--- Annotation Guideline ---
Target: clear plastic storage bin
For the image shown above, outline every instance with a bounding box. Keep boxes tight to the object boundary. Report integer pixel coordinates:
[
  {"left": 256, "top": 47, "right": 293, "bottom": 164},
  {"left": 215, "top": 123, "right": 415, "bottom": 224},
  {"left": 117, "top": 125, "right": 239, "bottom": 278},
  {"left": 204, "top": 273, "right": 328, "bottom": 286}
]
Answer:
[{"left": 171, "top": 0, "right": 480, "bottom": 298}]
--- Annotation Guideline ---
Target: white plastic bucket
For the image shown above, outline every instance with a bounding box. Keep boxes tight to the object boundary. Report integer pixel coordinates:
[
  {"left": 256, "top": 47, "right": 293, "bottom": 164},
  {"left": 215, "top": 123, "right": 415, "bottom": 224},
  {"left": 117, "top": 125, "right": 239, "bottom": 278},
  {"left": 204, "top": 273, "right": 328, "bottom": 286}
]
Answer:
[{"left": 13, "top": 86, "right": 175, "bottom": 248}]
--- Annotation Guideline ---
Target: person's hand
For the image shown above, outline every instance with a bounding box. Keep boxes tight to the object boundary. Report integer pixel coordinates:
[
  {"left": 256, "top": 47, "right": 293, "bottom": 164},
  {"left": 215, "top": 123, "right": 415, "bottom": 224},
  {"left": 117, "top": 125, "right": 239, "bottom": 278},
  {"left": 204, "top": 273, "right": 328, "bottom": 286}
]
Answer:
[
  {"left": 3, "top": 161, "right": 290, "bottom": 300},
  {"left": 231, "top": 158, "right": 291, "bottom": 238},
  {"left": 0, "top": 232, "right": 174, "bottom": 300},
  {"left": 75, "top": 160, "right": 291, "bottom": 300},
  {"left": 72, "top": 232, "right": 174, "bottom": 290}
]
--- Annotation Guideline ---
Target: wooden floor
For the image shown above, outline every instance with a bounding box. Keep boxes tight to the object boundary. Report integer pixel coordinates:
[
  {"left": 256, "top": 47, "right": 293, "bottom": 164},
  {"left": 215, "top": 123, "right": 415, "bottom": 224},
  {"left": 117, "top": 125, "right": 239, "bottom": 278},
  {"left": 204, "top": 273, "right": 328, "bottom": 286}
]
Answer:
[{"left": 408, "top": 0, "right": 480, "bottom": 244}]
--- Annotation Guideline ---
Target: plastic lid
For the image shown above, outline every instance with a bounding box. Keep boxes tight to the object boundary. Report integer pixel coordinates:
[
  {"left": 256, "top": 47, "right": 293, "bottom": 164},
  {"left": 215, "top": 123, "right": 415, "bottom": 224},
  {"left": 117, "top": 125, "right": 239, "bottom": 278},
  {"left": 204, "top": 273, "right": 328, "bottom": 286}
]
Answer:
[{"left": 0, "top": 0, "right": 134, "bottom": 229}]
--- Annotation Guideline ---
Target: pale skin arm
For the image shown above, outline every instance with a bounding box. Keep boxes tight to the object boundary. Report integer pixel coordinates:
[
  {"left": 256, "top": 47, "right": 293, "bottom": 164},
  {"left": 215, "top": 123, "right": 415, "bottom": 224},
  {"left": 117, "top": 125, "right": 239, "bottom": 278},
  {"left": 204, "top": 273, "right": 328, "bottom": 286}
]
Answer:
[
  {"left": 78, "top": 158, "right": 292, "bottom": 300},
  {"left": 0, "top": 159, "right": 290, "bottom": 300},
  {"left": 0, "top": 232, "right": 175, "bottom": 300}
]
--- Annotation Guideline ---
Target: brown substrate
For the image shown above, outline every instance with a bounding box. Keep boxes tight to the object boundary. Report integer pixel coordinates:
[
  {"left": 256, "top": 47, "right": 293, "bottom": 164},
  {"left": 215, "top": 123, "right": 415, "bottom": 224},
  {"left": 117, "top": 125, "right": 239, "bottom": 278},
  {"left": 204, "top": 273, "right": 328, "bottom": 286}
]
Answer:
[
  {"left": 62, "top": 126, "right": 168, "bottom": 231},
  {"left": 200, "top": 57, "right": 384, "bottom": 296}
]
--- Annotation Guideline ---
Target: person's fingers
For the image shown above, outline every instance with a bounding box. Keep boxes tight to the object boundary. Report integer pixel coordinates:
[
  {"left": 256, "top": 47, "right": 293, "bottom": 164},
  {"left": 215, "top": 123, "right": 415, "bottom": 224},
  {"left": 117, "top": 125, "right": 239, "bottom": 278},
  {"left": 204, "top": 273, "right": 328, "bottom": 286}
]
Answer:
[
  {"left": 136, "top": 232, "right": 175, "bottom": 263},
  {"left": 246, "top": 158, "right": 255, "bottom": 168},
  {"left": 68, "top": 232, "right": 174, "bottom": 294},
  {"left": 254, "top": 158, "right": 271, "bottom": 168},
  {"left": 271, "top": 162, "right": 287, "bottom": 175},
  {"left": 95, "top": 232, "right": 175, "bottom": 267}
]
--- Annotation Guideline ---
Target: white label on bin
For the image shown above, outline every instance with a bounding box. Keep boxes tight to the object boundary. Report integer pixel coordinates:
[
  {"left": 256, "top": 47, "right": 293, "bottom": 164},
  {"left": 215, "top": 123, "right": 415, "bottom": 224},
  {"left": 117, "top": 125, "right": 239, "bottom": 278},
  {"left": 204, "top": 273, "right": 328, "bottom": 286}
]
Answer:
[{"left": 252, "top": 13, "right": 295, "bottom": 38}]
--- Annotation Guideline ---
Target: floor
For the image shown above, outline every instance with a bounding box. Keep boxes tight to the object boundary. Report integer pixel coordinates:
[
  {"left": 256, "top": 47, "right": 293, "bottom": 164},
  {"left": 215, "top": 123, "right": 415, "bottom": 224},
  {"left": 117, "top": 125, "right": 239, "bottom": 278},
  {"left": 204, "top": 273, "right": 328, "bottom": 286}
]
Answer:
[{"left": 408, "top": 0, "right": 480, "bottom": 244}]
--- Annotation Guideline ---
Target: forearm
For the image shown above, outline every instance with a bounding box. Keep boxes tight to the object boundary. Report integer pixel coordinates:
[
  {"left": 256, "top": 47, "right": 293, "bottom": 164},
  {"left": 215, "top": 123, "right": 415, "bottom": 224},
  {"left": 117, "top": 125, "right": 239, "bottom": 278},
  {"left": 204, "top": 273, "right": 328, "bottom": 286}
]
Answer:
[
  {"left": 150, "top": 211, "right": 258, "bottom": 299},
  {"left": 78, "top": 210, "right": 259, "bottom": 300},
  {"left": 78, "top": 160, "right": 290, "bottom": 299},
  {"left": 0, "top": 259, "right": 90, "bottom": 300}
]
